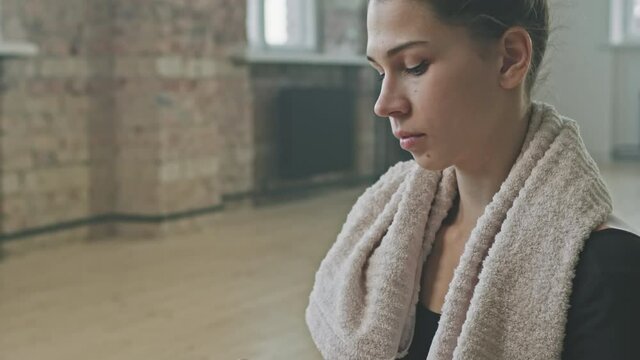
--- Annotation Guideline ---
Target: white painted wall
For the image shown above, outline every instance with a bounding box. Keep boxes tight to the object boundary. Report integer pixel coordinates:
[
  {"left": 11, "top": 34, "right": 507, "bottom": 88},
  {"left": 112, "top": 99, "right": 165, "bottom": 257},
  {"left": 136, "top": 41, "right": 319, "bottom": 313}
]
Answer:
[
  {"left": 533, "top": 0, "right": 615, "bottom": 161},
  {"left": 611, "top": 48, "right": 640, "bottom": 149}
]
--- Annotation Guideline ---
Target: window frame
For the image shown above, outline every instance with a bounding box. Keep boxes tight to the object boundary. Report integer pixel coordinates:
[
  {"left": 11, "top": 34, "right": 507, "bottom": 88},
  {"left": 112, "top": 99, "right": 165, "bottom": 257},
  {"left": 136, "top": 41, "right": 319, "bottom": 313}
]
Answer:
[
  {"left": 246, "top": 0, "right": 320, "bottom": 52},
  {"left": 610, "top": 0, "right": 640, "bottom": 44},
  {"left": 0, "top": 1, "right": 3, "bottom": 40},
  {"left": 630, "top": 0, "right": 640, "bottom": 36}
]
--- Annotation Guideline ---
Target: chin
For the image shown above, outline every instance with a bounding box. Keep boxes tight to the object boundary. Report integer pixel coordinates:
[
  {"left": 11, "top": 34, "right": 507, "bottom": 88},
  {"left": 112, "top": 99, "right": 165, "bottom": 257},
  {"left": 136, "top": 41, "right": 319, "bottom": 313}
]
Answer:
[{"left": 413, "top": 152, "right": 449, "bottom": 171}]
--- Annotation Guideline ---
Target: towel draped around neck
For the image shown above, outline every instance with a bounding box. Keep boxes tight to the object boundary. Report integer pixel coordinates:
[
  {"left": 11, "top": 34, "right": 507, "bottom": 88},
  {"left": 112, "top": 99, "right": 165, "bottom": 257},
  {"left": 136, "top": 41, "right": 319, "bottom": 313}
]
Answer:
[{"left": 305, "top": 102, "right": 612, "bottom": 359}]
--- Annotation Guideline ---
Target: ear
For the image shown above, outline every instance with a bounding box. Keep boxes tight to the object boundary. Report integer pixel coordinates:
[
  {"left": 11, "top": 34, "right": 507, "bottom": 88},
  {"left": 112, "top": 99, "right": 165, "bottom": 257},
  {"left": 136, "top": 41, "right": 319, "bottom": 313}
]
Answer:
[{"left": 498, "top": 27, "right": 532, "bottom": 90}]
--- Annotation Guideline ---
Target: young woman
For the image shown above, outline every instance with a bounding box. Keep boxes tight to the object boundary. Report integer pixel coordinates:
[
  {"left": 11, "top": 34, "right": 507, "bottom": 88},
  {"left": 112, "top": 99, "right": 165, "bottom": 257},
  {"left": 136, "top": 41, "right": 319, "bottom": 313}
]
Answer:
[{"left": 306, "top": 0, "right": 640, "bottom": 359}]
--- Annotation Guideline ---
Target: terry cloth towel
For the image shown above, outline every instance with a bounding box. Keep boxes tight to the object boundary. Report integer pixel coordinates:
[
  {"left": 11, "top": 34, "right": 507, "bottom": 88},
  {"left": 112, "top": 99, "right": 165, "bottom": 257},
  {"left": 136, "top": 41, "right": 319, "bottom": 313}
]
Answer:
[{"left": 305, "top": 101, "right": 612, "bottom": 360}]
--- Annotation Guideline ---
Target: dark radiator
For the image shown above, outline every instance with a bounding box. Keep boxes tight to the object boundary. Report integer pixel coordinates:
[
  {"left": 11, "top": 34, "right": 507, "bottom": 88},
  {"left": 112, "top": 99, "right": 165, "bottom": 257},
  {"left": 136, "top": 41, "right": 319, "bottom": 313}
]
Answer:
[{"left": 276, "top": 87, "right": 355, "bottom": 179}]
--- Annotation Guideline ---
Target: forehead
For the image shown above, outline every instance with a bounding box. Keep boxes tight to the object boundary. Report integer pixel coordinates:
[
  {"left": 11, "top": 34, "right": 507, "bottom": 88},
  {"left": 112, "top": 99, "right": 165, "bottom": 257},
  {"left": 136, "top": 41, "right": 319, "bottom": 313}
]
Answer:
[{"left": 366, "top": 0, "right": 452, "bottom": 55}]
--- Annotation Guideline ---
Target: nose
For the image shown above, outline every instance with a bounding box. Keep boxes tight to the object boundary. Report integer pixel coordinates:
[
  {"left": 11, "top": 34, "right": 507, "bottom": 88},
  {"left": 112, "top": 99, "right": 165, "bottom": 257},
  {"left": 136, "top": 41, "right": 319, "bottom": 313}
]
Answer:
[{"left": 374, "top": 78, "right": 410, "bottom": 118}]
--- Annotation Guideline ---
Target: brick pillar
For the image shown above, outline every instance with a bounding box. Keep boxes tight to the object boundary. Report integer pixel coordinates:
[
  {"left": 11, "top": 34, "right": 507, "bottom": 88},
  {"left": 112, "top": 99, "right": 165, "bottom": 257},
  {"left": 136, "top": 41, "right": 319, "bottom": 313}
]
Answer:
[
  {"left": 111, "top": 0, "right": 252, "bottom": 238},
  {"left": 0, "top": 0, "right": 101, "bottom": 246},
  {"left": 0, "top": 0, "right": 254, "bottom": 246}
]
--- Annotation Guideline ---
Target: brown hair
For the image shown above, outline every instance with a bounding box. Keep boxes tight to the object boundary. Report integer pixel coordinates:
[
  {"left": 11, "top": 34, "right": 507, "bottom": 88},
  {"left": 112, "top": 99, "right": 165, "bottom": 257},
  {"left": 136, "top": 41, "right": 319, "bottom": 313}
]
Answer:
[
  {"left": 373, "top": 0, "right": 550, "bottom": 96},
  {"left": 424, "top": 0, "right": 550, "bottom": 96}
]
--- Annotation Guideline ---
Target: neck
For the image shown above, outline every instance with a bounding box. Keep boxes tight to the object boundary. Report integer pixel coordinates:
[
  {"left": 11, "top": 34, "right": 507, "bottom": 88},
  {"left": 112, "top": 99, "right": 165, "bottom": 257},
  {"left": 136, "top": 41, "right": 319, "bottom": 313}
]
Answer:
[{"left": 451, "top": 102, "right": 532, "bottom": 231}]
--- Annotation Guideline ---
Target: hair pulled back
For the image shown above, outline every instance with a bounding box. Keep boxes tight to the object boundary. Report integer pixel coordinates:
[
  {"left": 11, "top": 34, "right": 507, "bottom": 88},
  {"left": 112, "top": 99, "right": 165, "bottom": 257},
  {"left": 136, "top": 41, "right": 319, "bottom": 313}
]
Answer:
[{"left": 423, "top": 0, "right": 550, "bottom": 95}]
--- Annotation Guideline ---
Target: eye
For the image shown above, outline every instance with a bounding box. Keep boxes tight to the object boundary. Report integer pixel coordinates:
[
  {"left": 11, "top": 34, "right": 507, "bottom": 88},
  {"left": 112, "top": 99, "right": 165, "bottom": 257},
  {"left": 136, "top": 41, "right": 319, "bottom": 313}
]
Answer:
[{"left": 405, "top": 61, "right": 429, "bottom": 76}]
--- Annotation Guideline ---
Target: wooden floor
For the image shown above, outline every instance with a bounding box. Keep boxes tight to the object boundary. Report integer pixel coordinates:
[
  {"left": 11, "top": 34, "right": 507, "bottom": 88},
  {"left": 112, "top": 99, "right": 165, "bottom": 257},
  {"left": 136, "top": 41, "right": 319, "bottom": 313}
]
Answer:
[{"left": 1, "top": 162, "right": 638, "bottom": 360}]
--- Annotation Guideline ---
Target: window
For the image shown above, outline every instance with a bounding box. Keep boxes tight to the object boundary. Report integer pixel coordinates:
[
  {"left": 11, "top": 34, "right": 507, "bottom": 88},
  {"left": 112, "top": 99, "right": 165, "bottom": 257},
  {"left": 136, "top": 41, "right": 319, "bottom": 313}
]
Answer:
[
  {"left": 611, "top": 0, "right": 640, "bottom": 43},
  {"left": 0, "top": 1, "right": 3, "bottom": 40},
  {"left": 247, "top": 0, "right": 319, "bottom": 51},
  {"left": 0, "top": 1, "right": 38, "bottom": 57},
  {"left": 633, "top": 0, "right": 640, "bottom": 35}
]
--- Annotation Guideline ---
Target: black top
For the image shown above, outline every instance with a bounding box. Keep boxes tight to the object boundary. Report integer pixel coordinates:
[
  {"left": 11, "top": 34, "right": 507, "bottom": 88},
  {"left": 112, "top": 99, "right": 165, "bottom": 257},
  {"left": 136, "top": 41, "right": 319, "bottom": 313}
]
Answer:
[
  {"left": 400, "top": 228, "right": 640, "bottom": 360},
  {"left": 400, "top": 302, "right": 440, "bottom": 360}
]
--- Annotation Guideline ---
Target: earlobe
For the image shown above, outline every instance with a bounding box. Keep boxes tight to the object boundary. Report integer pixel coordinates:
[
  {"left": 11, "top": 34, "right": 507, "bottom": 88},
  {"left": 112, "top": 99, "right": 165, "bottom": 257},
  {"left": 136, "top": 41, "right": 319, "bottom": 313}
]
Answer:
[{"left": 499, "top": 28, "right": 532, "bottom": 89}]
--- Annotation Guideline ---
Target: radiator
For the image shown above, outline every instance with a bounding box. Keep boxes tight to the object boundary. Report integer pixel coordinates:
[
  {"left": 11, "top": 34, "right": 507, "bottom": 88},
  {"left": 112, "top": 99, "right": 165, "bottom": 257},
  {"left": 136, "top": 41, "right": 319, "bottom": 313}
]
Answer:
[{"left": 276, "top": 87, "right": 355, "bottom": 179}]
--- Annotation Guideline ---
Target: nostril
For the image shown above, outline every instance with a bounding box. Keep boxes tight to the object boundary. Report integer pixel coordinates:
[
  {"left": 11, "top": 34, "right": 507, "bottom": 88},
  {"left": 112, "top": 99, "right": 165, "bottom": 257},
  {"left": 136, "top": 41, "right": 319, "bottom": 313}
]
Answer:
[
  {"left": 374, "top": 84, "right": 409, "bottom": 118},
  {"left": 374, "top": 101, "right": 388, "bottom": 118}
]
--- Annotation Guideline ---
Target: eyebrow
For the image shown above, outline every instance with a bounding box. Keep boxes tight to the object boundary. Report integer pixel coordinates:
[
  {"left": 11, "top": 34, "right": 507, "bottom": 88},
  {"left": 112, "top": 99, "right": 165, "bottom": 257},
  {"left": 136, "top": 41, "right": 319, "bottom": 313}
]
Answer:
[{"left": 366, "top": 40, "right": 430, "bottom": 63}]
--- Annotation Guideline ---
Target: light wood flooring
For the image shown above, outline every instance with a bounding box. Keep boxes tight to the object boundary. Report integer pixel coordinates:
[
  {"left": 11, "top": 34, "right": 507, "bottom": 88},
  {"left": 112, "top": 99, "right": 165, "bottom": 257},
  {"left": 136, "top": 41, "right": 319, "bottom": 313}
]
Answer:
[{"left": 1, "top": 162, "right": 638, "bottom": 360}]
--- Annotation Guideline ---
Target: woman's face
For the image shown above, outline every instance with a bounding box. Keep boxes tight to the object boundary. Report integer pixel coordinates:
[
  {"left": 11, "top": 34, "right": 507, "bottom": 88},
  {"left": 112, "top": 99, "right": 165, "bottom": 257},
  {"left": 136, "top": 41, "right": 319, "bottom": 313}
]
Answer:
[{"left": 366, "top": 0, "right": 506, "bottom": 171}]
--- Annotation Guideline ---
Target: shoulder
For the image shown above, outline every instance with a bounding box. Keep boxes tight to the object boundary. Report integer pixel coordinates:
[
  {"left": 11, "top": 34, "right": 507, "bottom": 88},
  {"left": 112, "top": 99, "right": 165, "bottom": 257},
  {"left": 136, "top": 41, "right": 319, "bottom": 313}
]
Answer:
[
  {"left": 563, "top": 228, "right": 640, "bottom": 359},
  {"left": 570, "top": 227, "right": 640, "bottom": 306},
  {"left": 576, "top": 228, "right": 640, "bottom": 274}
]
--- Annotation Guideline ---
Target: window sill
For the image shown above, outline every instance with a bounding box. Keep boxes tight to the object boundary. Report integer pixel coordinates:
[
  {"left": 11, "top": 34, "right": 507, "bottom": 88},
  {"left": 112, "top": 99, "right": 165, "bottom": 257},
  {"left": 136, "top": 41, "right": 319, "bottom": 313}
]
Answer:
[
  {"left": 603, "top": 41, "right": 640, "bottom": 51},
  {"left": 0, "top": 41, "right": 38, "bottom": 57},
  {"left": 230, "top": 49, "right": 368, "bottom": 67}
]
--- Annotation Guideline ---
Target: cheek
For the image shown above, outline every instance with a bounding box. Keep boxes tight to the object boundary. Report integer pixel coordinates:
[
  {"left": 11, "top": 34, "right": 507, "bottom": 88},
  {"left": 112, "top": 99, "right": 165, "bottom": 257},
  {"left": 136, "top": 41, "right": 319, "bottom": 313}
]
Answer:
[
  {"left": 416, "top": 59, "right": 496, "bottom": 133},
  {"left": 441, "top": 61, "right": 492, "bottom": 106},
  {"left": 411, "top": 65, "right": 470, "bottom": 135}
]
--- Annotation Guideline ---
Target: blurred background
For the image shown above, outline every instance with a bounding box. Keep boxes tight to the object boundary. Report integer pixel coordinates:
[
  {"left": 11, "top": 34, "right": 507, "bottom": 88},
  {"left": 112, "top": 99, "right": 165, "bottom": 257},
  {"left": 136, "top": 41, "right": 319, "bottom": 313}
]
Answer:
[{"left": 0, "top": 0, "right": 638, "bottom": 359}]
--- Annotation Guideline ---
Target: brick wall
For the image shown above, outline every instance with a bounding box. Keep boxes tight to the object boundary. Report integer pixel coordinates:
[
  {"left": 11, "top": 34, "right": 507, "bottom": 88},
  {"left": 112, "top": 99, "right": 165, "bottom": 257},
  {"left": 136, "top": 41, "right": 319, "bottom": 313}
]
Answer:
[
  {"left": 0, "top": 0, "right": 377, "bottom": 247},
  {"left": 110, "top": 0, "right": 252, "bottom": 237},
  {"left": 0, "top": 0, "right": 252, "bottom": 244},
  {"left": 323, "top": 0, "right": 368, "bottom": 55},
  {"left": 1, "top": 0, "right": 107, "bottom": 243}
]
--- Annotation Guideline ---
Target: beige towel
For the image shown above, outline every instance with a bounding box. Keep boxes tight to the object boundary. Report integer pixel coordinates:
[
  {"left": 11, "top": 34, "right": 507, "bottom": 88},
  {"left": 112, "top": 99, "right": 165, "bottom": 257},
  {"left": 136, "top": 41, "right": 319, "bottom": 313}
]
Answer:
[{"left": 305, "top": 101, "right": 612, "bottom": 359}]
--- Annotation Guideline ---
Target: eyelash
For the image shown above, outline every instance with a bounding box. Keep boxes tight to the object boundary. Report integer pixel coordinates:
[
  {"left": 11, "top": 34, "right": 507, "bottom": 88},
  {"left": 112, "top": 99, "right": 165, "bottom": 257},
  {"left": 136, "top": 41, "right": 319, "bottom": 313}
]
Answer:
[
  {"left": 405, "top": 61, "right": 429, "bottom": 76},
  {"left": 377, "top": 61, "right": 429, "bottom": 81}
]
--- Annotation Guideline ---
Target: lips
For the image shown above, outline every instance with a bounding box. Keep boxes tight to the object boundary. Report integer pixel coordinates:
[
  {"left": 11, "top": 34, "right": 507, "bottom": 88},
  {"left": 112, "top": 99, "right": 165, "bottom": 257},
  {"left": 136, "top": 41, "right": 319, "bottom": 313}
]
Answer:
[
  {"left": 393, "top": 130, "right": 426, "bottom": 140},
  {"left": 393, "top": 130, "right": 426, "bottom": 150}
]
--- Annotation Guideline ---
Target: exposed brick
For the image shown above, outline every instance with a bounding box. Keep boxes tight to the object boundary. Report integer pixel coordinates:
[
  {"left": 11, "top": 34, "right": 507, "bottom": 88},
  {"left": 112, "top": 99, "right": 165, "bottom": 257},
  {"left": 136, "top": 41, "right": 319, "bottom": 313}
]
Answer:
[
  {"left": 2, "top": 174, "right": 20, "bottom": 195},
  {"left": 0, "top": 0, "right": 376, "bottom": 245}
]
